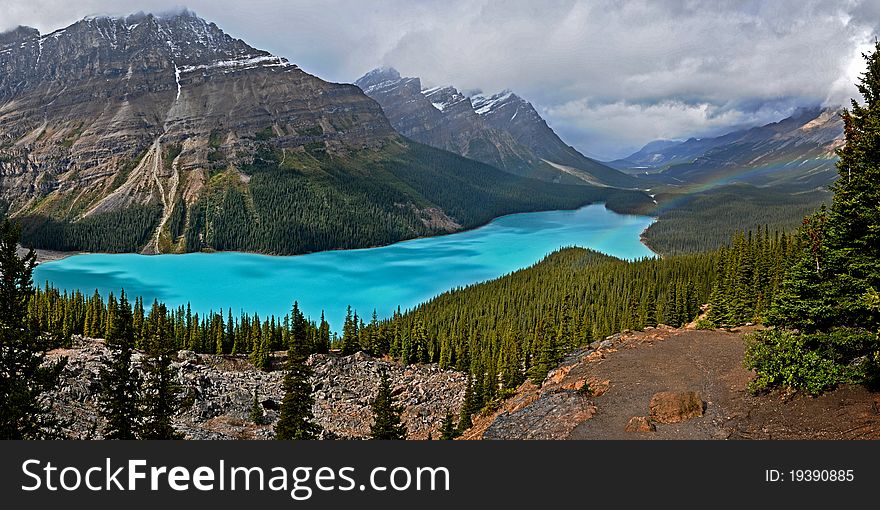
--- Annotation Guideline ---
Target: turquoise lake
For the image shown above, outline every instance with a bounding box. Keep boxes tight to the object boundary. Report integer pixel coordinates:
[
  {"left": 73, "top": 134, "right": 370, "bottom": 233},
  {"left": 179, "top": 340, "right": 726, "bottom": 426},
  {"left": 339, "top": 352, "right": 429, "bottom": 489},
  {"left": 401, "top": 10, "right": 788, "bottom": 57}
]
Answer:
[{"left": 33, "top": 204, "right": 655, "bottom": 328}]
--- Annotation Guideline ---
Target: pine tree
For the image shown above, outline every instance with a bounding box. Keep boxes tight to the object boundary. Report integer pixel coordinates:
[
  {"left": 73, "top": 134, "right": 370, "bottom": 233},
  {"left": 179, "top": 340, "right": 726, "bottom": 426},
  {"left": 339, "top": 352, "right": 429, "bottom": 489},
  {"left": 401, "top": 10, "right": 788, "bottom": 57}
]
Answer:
[
  {"left": 250, "top": 391, "right": 265, "bottom": 425},
  {"left": 317, "top": 311, "right": 331, "bottom": 354},
  {"left": 275, "top": 342, "right": 321, "bottom": 440},
  {"left": 139, "top": 302, "right": 183, "bottom": 439},
  {"left": 369, "top": 368, "right": 407, "bottom": 440},
  {"left": 0, "top": 218, "right": 66, "bottom": 439},
  {"left": 98, "top": 290, "right": 141, "bottom": 439},
  {"left": 439, "top": 409, "right": 458, "bottom": 440},
  {"left": 341, "top": 306, "right": 359, "bottom": 355},
  {"left": 458, "top": 373, "right": 475, "bottom": 432},
  {"left": 644, "top": 291, "right": 658, "bottom": 327},
  {"left": 770, "top": 41, "right": 880, "bottom": 335},
  {"left": 290, "top": 301, "right": 309, "bottom": 353}
]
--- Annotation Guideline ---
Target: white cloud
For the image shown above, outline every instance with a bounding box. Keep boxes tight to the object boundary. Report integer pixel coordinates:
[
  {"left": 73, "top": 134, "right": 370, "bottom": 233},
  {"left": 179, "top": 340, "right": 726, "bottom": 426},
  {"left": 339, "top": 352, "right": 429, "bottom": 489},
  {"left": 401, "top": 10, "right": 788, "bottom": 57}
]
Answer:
[{"left": 1, "top": 0, "right": 877, "bottom": 159}]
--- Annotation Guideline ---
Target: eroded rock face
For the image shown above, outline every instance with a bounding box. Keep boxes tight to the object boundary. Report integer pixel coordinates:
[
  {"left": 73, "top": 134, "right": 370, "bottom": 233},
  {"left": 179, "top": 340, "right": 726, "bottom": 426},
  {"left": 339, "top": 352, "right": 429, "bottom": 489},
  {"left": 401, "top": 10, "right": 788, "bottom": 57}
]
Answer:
[
  {"left": 0, "top": 11, "right": 394, "bottom": 228},
  {"left": 482, "top": 390, "right": 595, "bottom": 440},
  {"left": 47, "top": 337, "right": 466, "bottom": 440},
  {"left": 355, "top": 68, "right": 540, "bottom": 178},
  {"left": 648, "top": 391, "right": 705, "bottom": 424}
]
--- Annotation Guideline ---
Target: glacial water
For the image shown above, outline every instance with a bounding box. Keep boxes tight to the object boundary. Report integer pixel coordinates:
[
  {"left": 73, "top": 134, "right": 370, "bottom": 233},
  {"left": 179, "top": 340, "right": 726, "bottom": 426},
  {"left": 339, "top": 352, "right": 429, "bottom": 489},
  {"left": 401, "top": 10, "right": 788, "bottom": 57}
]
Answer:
[{"left": 33, "top": 204, "right": 655, "bottom": 327}]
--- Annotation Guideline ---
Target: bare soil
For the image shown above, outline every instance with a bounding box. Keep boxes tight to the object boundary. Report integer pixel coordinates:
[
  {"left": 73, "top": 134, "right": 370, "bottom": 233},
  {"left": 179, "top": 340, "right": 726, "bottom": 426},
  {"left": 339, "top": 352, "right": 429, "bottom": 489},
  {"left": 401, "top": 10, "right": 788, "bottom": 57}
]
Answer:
[{"left": 564, "top": 327, "right": 880, "bottom": 440}]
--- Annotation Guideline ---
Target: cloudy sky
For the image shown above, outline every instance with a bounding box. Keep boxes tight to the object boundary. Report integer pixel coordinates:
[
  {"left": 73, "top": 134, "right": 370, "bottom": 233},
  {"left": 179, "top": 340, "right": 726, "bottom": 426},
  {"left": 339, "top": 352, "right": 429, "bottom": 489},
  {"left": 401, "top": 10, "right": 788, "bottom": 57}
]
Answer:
[{"left": 1, "top": 0, "right": 877, "bottom": 159}]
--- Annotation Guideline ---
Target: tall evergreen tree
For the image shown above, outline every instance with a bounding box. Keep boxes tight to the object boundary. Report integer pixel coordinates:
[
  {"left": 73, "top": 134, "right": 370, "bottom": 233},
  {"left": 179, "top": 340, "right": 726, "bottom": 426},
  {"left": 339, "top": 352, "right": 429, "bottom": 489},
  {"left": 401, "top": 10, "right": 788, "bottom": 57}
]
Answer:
[
  {"left": 369, "top": 368, "right": 407, "bottom": 440},
  {"left": 0, "top": 218, "right": 65, "bottom": 439},
  {"left": 139, "top": 302, "right": 183, "bottom": 439},
  {"left": 341, "top": 306, "right": 359, "bottom": 355},
  {"left": 250, "top": 390, "right": 265, "bottom": 425},
  {"left": 98, "top": 290, "right": 141, "bottom": 439},
  {"left": 275, "top": 339, "right": 321, "bottom": 440},
  {"left": 770, "top": 41, "right": 880, "bottom": 334},
  {"left": 439, "top": 409, "right": 459, "bottom": 440}
]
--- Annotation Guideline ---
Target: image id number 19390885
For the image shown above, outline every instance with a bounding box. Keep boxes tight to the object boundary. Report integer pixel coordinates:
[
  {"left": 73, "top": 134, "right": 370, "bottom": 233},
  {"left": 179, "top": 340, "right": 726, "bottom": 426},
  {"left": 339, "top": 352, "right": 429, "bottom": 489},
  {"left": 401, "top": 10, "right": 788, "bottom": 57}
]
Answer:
[{"left": 765, "top": 469, "right": 854, "bottom": 482}]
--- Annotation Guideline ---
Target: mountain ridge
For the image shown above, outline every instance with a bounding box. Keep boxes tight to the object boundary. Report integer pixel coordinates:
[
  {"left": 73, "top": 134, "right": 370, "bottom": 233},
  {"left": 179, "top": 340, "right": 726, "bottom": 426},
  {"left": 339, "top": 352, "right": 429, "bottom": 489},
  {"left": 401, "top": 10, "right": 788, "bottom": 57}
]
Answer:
[
  {"left": 356, "top": 67, "right": 641, "bottom": 189},
  {"left": 609, "top": 106, "right": 844, "bottom": 191},
  {"left": 0, "top": 12, "right": 650, "bottom": 255}
]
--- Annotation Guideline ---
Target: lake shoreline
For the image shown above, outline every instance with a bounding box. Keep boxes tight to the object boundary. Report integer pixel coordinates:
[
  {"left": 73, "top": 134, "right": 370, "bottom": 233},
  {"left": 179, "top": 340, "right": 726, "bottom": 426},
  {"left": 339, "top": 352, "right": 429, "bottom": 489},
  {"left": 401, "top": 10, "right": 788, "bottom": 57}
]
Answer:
[
  {"left": 31, "top": 201, "right": 659, "bottom": 266},
  {"left": 33, "top": 204, "right": 655, "bottom": 327}
]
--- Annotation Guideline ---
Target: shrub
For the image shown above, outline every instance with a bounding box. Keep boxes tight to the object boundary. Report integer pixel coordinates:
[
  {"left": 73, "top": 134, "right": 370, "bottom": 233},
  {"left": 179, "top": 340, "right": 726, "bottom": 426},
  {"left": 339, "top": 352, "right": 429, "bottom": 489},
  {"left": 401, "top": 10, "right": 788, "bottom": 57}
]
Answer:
[
  {"left": 577, "top": 381, "right": 594, "bottom": 396},
  {"left": 744, "top": 329, "right": 843, "bottom": 395},
  {"left": 695, "top": 319, "right": 716, "bottom": 330}
]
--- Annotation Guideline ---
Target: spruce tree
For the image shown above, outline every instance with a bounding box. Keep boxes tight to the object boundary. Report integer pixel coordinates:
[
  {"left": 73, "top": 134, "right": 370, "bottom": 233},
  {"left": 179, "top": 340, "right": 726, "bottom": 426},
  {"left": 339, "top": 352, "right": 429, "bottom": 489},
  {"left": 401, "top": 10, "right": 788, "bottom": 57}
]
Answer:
[
  {"left": 139, "top": 302, "right": 183, "bottom": 439},
  {"left": 439, "top": 409, "right": 458, "bottom": 440},
  {"left": 250, "top": 391, "right": 265, "bottom": 425},
  {"left": 369, "top": 368, "right": 407, "bottom": 440},
  {"left": 0, "top": 218, "right": 66, "bottom": 439},
  {"left": 317, "top": 311, "right": 331, "bottom": 354},
  {"left": 98, "top": 290, "right": 141, "bottom": 439},
  {"left": 457, "top": 374, "right": 475, "bottom": 432},
  {"left": 770, "top": 41, "right": 880, "bottom": 334},
  {"left": 275, "top": 344, "right": 321, "bottom": 440},
  {"left": 341, "top": 306, "right": 359, "bottom": 355}
]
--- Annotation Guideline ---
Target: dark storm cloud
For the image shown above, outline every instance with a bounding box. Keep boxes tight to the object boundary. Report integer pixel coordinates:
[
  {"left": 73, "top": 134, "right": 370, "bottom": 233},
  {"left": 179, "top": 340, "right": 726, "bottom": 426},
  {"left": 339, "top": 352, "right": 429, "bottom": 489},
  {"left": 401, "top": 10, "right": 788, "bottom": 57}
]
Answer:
[{"left": 1, "top": 0, "right": 876, "bottom": 159}]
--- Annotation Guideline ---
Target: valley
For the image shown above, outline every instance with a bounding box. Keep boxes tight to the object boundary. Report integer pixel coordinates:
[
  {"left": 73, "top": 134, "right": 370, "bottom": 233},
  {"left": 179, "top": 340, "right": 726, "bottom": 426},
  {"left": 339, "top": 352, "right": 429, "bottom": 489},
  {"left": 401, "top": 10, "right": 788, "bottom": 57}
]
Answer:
[
  {"left": 2, "top": 7, "right": 878, "bottom": 445},
  {"left": 33, "top": 204, "right": 655, "bottom": 327}
]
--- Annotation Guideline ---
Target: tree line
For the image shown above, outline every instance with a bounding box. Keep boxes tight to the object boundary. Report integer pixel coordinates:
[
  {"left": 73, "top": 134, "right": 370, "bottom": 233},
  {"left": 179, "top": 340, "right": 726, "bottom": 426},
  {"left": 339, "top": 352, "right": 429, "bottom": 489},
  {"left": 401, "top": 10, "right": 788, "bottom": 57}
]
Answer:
[
  {"left": 741, "top": 42, "right": 880, "bottom": 395},
  {"left": 16, "top": 140, "right": 651, "bottom": 256},
  {"left": 24, "top": 224, "right": 796, "bottom": 430}
]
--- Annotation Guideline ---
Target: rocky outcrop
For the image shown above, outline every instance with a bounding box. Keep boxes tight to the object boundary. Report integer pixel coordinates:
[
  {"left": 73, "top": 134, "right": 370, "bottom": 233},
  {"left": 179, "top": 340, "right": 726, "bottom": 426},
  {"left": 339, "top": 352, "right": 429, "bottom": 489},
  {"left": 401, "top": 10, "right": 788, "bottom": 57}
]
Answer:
[
  {"left": 461, "top": 327, "right": 672, "bottom": 440},
  {"left": 47, "top": 337, "right": 466, "bottom": 440},
  {"left": 355, "top": 68, "right": 543, "bottom": 179},
  {"left": 648, "top": 391, "right": 705, "bottom": 424},
  {"left": 482, "top": 390, "right": 595, "bottom": 440},
  {"left": 624, "top": 416, "right": 656, "bottom": 433}
]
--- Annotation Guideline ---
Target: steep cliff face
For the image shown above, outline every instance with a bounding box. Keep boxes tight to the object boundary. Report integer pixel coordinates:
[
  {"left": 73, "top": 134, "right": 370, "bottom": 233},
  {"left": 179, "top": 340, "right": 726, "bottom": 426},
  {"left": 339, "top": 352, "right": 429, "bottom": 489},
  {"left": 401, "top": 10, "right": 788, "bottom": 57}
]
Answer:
[
  {"left": 471, "top": 91, "right": 640, "bottom": 188},
  {"left": 0, "top": 11, "right": 396, "bottom": 252},
  {"left": 356, "top": 68, "right": 640, "bottom": 188},
  {"left": 356, "top": 68, "right": 544, "bottom": 179},
  {"left": 1, "top": 12, "right": 648, "bottom": 256}
]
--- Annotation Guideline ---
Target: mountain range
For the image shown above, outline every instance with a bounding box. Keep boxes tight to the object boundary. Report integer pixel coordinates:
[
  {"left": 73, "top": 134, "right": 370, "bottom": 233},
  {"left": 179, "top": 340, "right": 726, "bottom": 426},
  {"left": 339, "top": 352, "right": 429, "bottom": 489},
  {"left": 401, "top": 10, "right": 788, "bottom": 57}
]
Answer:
[
  {"left": 0, "top": 11, "right": 647, "bottom": 255},
  {"left": 355, "top": 67, "right": 640, "bottom": 189},
  {"left": 610, "top": 107, "right": 844, "bottom": 191}
]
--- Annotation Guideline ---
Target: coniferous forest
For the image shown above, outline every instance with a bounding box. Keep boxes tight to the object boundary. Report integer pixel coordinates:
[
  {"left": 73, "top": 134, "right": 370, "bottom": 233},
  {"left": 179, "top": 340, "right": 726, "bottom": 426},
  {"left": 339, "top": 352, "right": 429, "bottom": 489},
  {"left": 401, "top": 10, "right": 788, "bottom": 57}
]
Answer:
[
  {"left": 20, "top": 227, "right": 794, "bottom": 424},
  {"left": 14, "top": 141, "right": 651, "bottom": 255},
  {"left": 2, "top": 32, "right": 879, "bottom": 442}
]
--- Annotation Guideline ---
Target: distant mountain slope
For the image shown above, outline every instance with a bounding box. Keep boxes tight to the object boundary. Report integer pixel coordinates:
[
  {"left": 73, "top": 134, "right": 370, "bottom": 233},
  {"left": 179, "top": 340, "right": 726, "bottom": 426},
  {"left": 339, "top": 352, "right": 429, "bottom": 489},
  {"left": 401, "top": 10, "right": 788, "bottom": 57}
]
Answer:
[
  {"left": 610, "top": 107, "right": 844, "bottom": 191},
  {"left": 0, "top": 12, "right": 650, "bottom": 255},
  {"left": 356, "top": 68, "right": 640, "bottom": 188},
  {"left": 470, "top": 91, "right": 640, "bottom": 188}
]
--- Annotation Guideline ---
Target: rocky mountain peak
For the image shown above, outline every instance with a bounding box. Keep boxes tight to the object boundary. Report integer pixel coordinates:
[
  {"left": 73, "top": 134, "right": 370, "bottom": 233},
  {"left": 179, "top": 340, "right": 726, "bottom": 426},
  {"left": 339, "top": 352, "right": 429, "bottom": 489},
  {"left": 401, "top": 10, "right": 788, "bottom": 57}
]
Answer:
[
  {"left": 0, "top": 25, "right": 40, "bottom": 46},
  {"left": 356, "top": 67, "right": 639, "bottom": 188},
  {"left": 421, "top": 85, "right": 471, "bottom": 113},
  {"left": 355, "top": 66, "right": 402, "bottom": 89},
  {"left": 0, "top": 10, "right": 396, "bottom": 246}
]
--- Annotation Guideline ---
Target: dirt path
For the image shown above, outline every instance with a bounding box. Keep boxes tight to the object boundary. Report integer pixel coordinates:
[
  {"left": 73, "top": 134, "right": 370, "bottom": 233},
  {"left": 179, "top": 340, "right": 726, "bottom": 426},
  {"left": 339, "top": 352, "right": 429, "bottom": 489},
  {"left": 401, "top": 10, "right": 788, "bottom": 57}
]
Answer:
[
  {"left": 568, "top": 328, "right": 751, "bottom": 439},
  {"left": 568, "top": 328, "right": 880, "bottom": 440},
  {"left": 473, "top": 326, "right": 880, "bottom": 440}
]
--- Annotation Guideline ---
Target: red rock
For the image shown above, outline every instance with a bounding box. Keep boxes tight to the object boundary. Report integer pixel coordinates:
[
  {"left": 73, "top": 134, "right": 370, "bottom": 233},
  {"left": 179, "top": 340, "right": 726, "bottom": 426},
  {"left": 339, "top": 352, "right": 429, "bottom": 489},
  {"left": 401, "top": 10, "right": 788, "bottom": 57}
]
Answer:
[
  {"left": 625, "top": 416, "right": 656, "bottom": 432},
  {"left": 649, "top": 391, "right": 705, "bottom": 424}
]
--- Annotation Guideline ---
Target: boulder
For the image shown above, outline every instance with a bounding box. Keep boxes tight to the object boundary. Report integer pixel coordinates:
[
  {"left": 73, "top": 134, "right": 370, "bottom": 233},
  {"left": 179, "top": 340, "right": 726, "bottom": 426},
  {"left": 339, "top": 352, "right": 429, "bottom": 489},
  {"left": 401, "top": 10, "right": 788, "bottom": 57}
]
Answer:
[
  {"left": 625, "top": 416, "right": 656, "bottom": 433},
  {"left": 46, "top": 337, "right": 467, "bottom": 440},
  {"left": 649, "top": 391, "right": 705, "bottom": 424}
]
